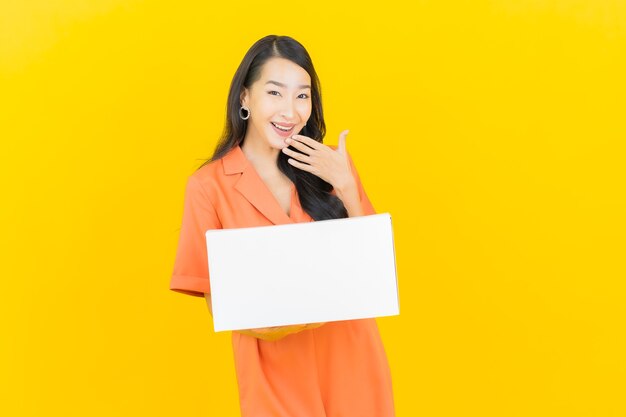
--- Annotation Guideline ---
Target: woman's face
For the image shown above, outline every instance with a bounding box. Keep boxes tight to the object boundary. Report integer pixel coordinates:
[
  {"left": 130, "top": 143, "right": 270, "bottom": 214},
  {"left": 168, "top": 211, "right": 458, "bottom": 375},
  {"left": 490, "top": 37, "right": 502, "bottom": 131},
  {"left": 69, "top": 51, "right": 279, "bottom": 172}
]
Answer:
[{"left": 241, "top": 57, "right": 312, "bottom": 150}]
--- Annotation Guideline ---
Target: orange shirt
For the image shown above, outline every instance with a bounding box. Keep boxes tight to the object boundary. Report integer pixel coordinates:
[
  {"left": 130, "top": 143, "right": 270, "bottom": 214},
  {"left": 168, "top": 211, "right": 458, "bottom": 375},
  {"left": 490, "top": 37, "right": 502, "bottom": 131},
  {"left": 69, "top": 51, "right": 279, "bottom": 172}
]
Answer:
[{"left": 171, "top": 144, "right": 395, "bottom": 416}]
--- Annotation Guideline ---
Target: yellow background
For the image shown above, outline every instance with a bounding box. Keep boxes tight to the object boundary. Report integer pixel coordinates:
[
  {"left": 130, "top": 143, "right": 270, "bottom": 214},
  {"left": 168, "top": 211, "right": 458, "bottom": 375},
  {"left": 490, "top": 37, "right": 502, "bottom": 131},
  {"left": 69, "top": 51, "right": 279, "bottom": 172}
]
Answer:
[{"left": 1, "top": 1, "right": 624, "bottom": 415}]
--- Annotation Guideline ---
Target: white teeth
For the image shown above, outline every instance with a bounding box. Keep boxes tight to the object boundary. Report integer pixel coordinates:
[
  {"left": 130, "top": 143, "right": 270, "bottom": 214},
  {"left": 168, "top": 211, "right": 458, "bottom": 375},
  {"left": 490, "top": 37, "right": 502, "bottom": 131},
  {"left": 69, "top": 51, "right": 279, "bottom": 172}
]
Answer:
[{"left": 272, "top": 122, "right": 293, "bottom": 131}]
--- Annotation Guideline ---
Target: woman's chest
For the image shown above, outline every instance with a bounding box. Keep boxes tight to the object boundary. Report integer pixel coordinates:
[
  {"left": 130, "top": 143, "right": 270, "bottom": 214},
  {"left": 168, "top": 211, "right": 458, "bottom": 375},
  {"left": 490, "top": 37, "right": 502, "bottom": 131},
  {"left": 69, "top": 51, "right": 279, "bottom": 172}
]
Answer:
[
  {"left": 211, "top": 179, "right": 312, "bottom": 228},
  {"left": 262, "top": 176, "right": 293, "bottom": 218}
]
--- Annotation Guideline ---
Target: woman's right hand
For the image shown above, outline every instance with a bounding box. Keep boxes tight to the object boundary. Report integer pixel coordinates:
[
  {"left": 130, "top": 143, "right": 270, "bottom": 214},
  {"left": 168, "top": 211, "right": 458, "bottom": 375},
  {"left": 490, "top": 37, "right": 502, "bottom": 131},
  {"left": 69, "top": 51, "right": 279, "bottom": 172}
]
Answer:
[{"left": 237, "top": 322, "right": 327, "bottom": 341}]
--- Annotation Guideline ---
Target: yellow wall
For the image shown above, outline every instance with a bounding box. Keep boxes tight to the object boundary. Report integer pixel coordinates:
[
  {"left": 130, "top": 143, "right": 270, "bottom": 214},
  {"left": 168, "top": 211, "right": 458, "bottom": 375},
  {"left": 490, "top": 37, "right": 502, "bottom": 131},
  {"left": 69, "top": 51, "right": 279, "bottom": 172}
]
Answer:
[{"left": 1, "top": 1, "right": 624, "bottom": 415}]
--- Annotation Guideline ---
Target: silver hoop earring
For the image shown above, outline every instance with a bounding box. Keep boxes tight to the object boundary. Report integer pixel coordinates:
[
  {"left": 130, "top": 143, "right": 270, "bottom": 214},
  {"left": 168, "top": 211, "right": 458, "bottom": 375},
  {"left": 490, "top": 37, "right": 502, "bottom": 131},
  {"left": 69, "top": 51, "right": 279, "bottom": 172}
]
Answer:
[{"left": 239, "top": 106, "right": 250, "bottom": 120}]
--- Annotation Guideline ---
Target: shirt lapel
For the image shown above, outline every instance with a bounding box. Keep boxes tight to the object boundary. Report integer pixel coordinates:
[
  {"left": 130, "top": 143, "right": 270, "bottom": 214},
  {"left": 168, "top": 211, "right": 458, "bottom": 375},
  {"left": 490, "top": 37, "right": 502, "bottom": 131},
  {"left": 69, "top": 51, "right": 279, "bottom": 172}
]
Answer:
[{"left": 222, "top": 144, "right": 295, "bottom": 225}]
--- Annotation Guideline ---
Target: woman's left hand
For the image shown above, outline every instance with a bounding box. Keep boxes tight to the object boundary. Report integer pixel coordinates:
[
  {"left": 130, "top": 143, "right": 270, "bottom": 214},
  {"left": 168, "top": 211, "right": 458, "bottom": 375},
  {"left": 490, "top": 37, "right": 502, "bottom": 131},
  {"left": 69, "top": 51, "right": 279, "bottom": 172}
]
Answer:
[{"left": 282, "top": 129, "right": 356, "bottom": 192}]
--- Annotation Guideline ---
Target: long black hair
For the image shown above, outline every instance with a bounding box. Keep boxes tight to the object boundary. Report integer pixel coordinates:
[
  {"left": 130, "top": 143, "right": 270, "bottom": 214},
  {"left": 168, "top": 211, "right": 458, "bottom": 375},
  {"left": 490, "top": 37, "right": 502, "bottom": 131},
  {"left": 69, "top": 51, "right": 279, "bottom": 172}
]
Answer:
[{"left": 196, "top": 35, "right": 348, "bottom": 221}]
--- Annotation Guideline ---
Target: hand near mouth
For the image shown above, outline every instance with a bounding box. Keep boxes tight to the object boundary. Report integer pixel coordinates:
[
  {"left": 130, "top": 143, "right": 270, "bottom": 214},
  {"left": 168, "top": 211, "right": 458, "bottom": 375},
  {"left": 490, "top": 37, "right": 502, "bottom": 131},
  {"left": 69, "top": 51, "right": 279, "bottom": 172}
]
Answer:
[{"left": 281, "top": 129, "right": 357, "bottom": 194}]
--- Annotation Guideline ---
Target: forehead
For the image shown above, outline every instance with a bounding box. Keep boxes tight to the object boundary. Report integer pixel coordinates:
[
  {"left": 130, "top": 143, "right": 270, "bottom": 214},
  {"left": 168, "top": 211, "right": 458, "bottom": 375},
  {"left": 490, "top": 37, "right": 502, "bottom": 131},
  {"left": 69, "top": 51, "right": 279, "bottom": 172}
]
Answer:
[{"left": 259, "top": 57, "right": 311, "bottom": 86}]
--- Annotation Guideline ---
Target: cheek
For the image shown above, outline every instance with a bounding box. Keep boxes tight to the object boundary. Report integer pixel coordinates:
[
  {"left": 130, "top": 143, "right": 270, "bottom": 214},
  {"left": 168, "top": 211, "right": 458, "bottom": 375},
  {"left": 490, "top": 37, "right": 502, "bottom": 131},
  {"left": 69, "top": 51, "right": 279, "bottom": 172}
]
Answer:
[
  {"left": 252, "top": 96, "right": 276, "bottom": 119},
  {"left": 297, "top": 101, "right": 312, "bottom": 118}
]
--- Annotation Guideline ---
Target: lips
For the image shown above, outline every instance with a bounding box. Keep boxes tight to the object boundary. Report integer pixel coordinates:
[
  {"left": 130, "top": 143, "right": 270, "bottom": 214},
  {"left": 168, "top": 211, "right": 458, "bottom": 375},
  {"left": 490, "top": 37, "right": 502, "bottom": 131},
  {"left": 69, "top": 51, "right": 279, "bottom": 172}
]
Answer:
[
  {"left": 270, "top": 122, "right": 295, "bottom": 137},
  {"left": 271, "top": 122, "right": 295, "bottom": 131}
]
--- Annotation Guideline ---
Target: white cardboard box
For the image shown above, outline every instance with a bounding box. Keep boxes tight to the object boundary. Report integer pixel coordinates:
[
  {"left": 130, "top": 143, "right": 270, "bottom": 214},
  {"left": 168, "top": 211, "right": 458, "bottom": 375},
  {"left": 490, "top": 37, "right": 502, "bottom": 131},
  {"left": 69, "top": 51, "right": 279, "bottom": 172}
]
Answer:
[{"left": 205, "top": 212, "right": 399, "bottom": 332}]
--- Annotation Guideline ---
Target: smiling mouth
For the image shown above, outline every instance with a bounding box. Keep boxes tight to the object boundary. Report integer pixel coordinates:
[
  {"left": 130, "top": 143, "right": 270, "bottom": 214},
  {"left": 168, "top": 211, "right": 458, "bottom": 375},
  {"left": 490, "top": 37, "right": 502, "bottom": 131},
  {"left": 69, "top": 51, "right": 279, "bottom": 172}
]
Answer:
[{"left": 271, "top": 122, "right": 295, "bottom": 132}]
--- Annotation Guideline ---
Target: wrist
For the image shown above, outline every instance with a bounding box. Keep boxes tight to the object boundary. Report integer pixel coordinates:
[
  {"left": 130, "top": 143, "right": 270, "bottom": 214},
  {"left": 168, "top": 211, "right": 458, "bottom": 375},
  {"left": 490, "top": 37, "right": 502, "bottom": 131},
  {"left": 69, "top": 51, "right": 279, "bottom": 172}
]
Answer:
[{"left": 334, "top": 181, "right": 359, "bottom": 200}]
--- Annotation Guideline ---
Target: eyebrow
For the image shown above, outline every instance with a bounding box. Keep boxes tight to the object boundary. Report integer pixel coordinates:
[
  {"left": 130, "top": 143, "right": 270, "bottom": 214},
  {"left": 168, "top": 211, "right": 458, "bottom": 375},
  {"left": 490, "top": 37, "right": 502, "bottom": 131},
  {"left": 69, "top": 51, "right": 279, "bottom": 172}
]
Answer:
[{"left": 265, "top": 80, "right": 311, "bottom": 90}]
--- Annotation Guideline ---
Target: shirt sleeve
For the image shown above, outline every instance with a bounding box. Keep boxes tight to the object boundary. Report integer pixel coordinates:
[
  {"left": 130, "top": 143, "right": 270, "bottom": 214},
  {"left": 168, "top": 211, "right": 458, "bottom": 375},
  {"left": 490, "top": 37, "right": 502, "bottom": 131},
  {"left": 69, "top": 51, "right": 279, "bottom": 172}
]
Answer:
[
  {"left": 170, "top": 175, "right": 222, "bottom": 297},
  {"left": 346, "top": 150, "right": 377, "bottom": 216}
]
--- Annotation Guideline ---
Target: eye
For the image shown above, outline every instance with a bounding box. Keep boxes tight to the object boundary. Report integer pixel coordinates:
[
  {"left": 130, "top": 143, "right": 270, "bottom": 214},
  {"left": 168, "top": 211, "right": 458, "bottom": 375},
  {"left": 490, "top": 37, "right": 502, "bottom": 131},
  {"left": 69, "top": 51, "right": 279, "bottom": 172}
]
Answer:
[
  {"left": 268, "top": 90, "right": 280, "bottom": 96},
  {"left": 299, "top": 93, "right": 310, "bottom": 99}
]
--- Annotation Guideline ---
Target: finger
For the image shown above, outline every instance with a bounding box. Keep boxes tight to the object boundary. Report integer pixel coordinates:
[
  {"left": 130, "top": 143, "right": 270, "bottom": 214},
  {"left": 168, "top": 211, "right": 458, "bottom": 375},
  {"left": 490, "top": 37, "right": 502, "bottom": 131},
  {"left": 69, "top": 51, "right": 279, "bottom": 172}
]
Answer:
[
  {"left": 282, "top": 146, "right": 313, "bottom": 164},
  {"left": 250, "top": 329, "right": 280, "bottom": 340},
  {"left": 287, "top": 157, "right": 314, "bottom": 173},
  {"left": 285, "top": 137, "right": 314, "bottom": 155},
  {"left": 290, "top": 134, "right": 322, "bottom": 150},
  {"left": 252, "top": 327, "right": 272, "bottom": 333},
  {"left": 338, "top": 129, "right": 349, "bottom": 156}
]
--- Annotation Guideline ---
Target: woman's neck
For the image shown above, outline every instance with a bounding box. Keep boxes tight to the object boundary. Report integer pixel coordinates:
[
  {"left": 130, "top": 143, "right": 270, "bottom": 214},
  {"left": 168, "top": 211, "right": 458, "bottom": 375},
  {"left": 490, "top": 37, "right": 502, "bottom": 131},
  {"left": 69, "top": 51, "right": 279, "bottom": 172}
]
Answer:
[{"left": 241, "top": 138, "right": 281, "bottom": 176}]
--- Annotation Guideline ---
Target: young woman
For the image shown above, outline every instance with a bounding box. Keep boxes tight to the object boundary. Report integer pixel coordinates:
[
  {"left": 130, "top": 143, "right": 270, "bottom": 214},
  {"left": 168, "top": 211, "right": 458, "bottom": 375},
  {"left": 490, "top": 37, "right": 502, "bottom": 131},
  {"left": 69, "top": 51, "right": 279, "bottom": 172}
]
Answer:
[{"left": 170, "top": 34, "right": 395, "bottom": 417}]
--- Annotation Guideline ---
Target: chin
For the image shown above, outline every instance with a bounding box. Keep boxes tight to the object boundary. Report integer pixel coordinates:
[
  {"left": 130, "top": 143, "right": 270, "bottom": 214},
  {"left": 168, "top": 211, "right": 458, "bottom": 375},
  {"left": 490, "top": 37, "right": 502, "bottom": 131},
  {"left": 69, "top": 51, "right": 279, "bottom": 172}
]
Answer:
[
  {"left": 265, "top": 137, "right": 286, "bottom": 150},
  {"left": 265, "top": 131, "right": 290, "bottom": 149}
]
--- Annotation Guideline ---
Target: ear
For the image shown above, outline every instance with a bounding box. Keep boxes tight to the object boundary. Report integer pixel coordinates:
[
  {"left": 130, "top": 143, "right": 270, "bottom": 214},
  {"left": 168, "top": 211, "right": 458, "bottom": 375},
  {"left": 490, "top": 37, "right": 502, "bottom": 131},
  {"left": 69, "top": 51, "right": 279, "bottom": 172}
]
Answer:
[{"left": 240, "top": 87, "right": 249, "bottom": 106}]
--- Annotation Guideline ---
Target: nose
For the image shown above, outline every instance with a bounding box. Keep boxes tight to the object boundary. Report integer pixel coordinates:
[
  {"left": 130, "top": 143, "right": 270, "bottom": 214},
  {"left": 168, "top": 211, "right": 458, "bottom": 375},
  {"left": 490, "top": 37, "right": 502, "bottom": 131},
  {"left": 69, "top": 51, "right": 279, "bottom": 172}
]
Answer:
[{"left": 280, "top": 96, "right": 296, "bottom": 120}]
